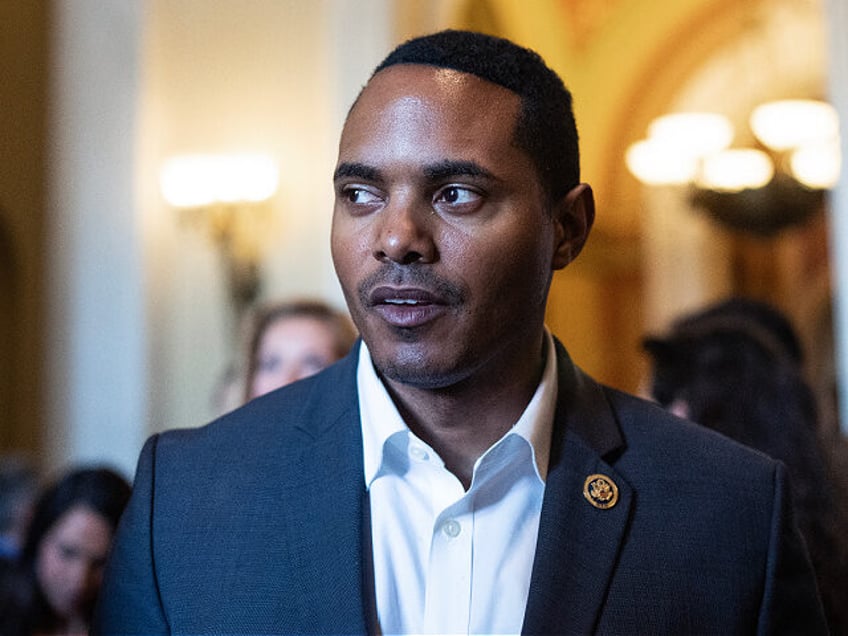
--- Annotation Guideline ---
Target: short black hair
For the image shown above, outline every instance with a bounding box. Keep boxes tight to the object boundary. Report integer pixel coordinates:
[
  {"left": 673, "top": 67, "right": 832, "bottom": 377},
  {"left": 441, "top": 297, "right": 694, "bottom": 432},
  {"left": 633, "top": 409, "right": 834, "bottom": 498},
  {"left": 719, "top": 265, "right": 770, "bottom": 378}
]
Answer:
[{"left": 372, "top": 30, "right": 580, "bottom": 201}]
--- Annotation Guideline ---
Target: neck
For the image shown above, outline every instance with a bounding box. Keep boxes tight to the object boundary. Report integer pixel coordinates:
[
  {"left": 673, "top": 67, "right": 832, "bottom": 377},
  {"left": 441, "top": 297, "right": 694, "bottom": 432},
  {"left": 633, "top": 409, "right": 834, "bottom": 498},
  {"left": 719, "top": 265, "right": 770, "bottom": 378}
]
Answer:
[{"left": 384, "top": 334, "right": 548, "bottom": 489}]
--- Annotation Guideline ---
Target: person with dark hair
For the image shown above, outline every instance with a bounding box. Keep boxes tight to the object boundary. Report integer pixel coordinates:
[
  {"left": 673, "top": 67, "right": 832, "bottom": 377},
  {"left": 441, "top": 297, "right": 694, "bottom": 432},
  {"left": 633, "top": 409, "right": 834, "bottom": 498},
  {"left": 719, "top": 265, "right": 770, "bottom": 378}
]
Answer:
[
  {"left": 1, "top": 467, "right": 130, "bottom": 635},
  {"left": 94, "top": 31, "right": 825, "bottom": 634},
  {"left": 643, "top": 297, "right": 848, "bottom": 634},
  {"left": 370, "top": 29, "right": 580, "bottom": 202}
]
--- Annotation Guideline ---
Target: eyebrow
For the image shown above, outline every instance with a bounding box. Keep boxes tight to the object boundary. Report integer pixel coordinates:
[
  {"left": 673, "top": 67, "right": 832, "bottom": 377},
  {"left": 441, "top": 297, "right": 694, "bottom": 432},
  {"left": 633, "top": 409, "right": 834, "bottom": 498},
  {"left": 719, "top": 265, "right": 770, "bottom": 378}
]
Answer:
[
  {"left": 333, "top": 159, "right": 495, "bottom": 184},
  {"left": 423, "top": 160, "right": 493, "bottom": 182},
  {"left": 333, "top": 162, "right": 382, "bottom": 182}
]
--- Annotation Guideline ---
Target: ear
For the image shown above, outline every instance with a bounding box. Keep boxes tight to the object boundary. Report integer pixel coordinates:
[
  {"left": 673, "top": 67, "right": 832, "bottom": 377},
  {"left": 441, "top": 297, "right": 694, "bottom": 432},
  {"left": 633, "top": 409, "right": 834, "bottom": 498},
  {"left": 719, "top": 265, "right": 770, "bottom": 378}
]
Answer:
[{"left": 552, "top": 183, "right": 595, "bottom": 270}]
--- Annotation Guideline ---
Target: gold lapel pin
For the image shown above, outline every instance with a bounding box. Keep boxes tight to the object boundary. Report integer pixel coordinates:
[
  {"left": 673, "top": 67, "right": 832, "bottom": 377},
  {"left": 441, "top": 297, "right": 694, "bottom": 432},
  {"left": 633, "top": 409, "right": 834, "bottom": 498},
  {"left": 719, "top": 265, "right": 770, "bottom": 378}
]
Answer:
[{"left": 583, "top": 473, "right": 619, "bottom": 509}]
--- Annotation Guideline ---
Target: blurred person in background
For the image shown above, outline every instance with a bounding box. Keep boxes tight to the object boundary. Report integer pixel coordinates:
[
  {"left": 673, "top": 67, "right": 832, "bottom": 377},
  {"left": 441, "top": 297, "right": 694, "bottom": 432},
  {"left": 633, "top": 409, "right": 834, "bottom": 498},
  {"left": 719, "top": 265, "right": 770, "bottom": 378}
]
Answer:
[
  {"left": 0, "top": 466, "right": 130, "bottom": 635},
  {"left": 241, "top": 298, "right": 357, "bottom": 403},
  {"left": 0, "top": 456, "right": 38, "bottom": 563},
  {"left": 643, "top": 296, "right": 848, "bottom": 634},
  {"left": 243, "top": 299, "right": 358, "bottom": 401}
]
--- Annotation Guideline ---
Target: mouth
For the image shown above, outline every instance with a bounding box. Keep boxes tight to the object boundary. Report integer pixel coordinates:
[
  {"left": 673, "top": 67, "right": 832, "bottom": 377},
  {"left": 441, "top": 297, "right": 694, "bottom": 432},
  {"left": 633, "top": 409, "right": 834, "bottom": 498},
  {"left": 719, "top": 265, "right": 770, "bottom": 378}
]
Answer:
[{"left": 368, "top": 286, "right": 448, "bottom": 328}]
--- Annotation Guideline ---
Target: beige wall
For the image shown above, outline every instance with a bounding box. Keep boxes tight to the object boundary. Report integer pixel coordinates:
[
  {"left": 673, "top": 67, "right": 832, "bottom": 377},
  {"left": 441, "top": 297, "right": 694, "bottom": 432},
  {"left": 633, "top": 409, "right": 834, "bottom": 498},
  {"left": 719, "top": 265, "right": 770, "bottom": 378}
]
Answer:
[{"left": 46, "top": 1, "right": 148, "bottom": 476}]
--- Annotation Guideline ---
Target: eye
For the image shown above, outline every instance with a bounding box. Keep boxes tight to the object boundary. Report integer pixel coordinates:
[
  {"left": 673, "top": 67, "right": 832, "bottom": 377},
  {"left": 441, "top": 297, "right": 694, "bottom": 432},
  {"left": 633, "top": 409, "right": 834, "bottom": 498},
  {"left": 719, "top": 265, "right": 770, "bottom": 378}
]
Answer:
[
  {"left": 59, "top": 544, "right": 80, "bottom": 561},
  {"left": 257, "top": 355, "right": 280, "bottom": 373},
  {"left": 435, "top": 186, "right": 478, "bottom": 204},
  {"left": 341, "top": 186, "right": 382, "bottom": 205},
  {"left": 433, "top": 185, "right": 483, "bottom": 214}
]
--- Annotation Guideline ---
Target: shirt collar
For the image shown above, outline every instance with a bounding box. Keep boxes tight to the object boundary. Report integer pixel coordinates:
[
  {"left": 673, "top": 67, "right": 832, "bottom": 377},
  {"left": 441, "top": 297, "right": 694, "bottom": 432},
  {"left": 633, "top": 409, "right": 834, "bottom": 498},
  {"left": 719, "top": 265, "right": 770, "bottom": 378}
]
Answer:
[
  {"left": 359, "top": 330, "right": 558, "bottom": 487},
  {"left": 358, "top": 341, "right": 410, "bottom": 487}
]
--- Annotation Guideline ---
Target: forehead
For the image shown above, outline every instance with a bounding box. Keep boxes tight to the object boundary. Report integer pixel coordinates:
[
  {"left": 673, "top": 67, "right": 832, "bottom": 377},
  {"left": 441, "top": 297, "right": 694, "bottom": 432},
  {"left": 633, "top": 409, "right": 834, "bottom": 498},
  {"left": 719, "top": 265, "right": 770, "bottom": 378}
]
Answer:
[
  {"left": 265, "top": 315, "right": 332, "bottom": 336},
  {"left": 48, "top": 505, "right": 111, "bottom": 547},
  {"left": 340, "top": 65, "right": 523, "bottom": 163}
]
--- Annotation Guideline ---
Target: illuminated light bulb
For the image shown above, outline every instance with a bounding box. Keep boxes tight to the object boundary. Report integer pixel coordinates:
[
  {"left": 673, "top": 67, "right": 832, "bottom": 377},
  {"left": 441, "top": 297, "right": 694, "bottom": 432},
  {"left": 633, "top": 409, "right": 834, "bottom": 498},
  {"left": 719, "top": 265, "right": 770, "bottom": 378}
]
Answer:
[
  {"left": 160, "top": 154, "right": 279, "bottom": 208},
  {"left": 750, "top": 100, "right": 839, "bottom": 151},
  {"left": 791, "top": 140, "right": 841, "bottom": 189},
  {"left": 161, "top": 156, "right": 217, "bottom": 208},
  {"left": 647, "top": 112, "right": 735, "bottom": 157},
  {"left": 697, "top": 149, "right": 774, "bottom": 192},
  {"left": 625, "top": 138, "right": 699, "bottom": 186}
]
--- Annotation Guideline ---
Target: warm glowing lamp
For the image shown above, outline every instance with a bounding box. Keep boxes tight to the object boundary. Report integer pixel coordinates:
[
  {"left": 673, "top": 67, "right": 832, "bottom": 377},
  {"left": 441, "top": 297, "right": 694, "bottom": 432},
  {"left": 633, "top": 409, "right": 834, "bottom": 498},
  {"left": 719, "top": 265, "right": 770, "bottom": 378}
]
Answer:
[
  {"left": 160, "top": 153, "right": 279, "bottom": 320},
  {"left": 626, "top": 100, "right": 840, "bottom": 235},
  {"left": 750, "top": 99, "right": 839, "bottom": 151},
  {"left": 160, "top": 154, "right": 278, "bottom": 208},
  {"left": 625, "top": 139, "right": 699, "bottom": 186},
  {"left": 647, "top": 112, "right": 735, "bottom": 157},
  {"left": 791, "top": 140, "right": 841, "bottom": 189},
  {"left": 697, "top": 149, "right": 775, "bottom": 192}
]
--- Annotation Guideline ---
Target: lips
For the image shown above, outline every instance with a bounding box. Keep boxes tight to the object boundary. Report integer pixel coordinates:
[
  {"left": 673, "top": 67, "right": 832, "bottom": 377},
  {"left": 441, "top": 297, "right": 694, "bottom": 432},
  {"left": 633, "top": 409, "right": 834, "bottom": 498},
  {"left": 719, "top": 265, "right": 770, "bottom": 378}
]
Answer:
[
  {"left": 368, "top": 286, "right": 447, "bottom": 328},
  {"left": 355, "top": 264, "right": 466, "bottom": 330},
  {"left": 370, "top": 286, "right": 439, "bottom": 305}
]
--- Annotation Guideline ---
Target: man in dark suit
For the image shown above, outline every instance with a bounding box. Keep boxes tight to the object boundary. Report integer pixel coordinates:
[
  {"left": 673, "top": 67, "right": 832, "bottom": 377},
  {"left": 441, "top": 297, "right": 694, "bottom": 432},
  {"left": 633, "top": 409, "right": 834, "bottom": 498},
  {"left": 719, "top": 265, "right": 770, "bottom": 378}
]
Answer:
[{"left": 94, "top": 30, "right": 826, "bottom": 634}]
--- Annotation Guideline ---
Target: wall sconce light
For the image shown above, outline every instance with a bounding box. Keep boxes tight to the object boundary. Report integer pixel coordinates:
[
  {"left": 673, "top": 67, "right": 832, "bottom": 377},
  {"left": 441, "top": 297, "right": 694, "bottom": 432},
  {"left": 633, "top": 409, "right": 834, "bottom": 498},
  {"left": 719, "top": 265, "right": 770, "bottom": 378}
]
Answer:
[
  {"left": 160, "top": 153, "right": 279, "bottom": 321},
  {"left": 626, "top": 99, "right": 841, "bottom": 236}
]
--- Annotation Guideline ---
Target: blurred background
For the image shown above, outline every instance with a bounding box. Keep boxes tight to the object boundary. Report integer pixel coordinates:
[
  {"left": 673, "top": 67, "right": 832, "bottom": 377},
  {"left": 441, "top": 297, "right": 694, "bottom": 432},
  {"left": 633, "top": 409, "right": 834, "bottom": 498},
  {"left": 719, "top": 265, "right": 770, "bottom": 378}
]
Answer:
[{"left": 2, "top": 0, "right": 846, "bottom": 478}]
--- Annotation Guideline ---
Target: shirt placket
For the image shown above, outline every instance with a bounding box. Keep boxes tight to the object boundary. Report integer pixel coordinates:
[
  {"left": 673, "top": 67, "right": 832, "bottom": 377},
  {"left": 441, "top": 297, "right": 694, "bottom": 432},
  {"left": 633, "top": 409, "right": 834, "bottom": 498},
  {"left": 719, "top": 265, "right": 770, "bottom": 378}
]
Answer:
[{"left": 419, "top": 446, "right": 472, "bottom": 635}]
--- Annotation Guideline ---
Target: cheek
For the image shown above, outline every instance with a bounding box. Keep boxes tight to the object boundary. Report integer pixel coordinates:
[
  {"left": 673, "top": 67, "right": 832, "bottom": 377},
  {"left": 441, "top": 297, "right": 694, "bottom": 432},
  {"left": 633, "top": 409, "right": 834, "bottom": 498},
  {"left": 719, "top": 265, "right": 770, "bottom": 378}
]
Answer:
[
  {"left": 332, "top": 211, "right": 379, "bottom": 263},
  {"left": 332, "top": 227, "right": 371, "bottom": 305},
  {"left": 252, "top": 370, "right": 277, "bottom": 391},
  {"left": 507, "top": 221, "right": 556, "bottom": 295},
  {"left": 36, "top": 543, "right": 62, "bottom": 581},
  {"left": 331, "top": 239, "right": 354, "bottom": 292},
  {"left": 251, "top": 364, "right": 293, "bottom": 396},
  {"left": 36, "top": 545, "right": 70, "bottom": 606},
  {"left": 331, "top": 216, "right": 359, "bottom": 266},
  {"left": 451, "top": 224, "right": 552, "bottom": 305}
]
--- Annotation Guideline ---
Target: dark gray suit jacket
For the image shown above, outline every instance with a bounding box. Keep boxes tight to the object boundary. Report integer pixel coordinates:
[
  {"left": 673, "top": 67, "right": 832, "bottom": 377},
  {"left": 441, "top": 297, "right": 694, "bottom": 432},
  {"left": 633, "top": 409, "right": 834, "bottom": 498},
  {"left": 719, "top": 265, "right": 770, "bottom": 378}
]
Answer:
[{"left": 94, "top": 340, "right": 826, "bottom": 634}]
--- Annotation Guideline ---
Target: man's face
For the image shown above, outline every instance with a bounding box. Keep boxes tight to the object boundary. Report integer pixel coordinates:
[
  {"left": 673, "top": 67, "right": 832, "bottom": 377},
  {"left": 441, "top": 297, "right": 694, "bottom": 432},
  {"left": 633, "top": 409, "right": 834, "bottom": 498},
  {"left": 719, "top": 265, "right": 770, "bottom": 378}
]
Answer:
[{"left": 331, "top": 65, "right": 565, "bottom": 390}]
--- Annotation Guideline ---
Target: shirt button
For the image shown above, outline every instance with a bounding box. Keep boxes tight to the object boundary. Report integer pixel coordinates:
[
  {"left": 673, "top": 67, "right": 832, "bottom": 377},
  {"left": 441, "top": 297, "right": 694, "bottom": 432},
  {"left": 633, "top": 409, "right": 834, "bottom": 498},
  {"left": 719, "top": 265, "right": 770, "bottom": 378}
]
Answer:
[
  {"left": 409, "top": 445, "right": 429, "bottom": 462},
  {"left": 442, "top": 519, "right": 461, "bottom": 538}
]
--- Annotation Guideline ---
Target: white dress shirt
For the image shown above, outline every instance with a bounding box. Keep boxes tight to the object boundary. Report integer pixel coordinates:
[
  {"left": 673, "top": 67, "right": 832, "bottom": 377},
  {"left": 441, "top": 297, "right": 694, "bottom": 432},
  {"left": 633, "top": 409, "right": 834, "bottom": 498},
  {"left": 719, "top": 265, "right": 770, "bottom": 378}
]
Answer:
[{"left": 358, "top": 332, "right": 558, "bottom": 635}]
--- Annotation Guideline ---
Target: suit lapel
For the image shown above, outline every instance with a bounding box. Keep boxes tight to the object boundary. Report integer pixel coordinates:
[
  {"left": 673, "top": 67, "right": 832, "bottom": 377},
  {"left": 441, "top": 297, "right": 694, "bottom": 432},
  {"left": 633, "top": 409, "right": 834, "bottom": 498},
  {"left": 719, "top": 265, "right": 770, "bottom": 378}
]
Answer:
[
  {"left": 275, "top": 349, "right": 373, "bottom": 634},
  {"left": 522, "top": 342, "right": 632, "bottom": 635}
]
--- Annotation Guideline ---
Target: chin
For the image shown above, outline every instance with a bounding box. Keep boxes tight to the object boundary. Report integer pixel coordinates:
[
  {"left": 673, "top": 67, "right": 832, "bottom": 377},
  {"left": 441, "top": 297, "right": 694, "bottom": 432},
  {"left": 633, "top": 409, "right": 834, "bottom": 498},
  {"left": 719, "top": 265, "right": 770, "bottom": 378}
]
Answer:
[
  {"left": 372, "top": 350, "right": 469, "bottom": 390},
  {"left": 380, "top": 366, "right": 454, "bottom": 389}
]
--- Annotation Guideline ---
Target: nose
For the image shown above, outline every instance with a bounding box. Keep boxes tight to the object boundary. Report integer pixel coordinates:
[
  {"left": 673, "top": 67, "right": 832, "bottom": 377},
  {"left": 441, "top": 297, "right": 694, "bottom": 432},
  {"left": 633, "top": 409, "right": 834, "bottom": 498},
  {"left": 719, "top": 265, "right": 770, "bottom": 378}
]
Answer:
[{"left": 373, "top": 199, "right": 436, "bottom": 265}]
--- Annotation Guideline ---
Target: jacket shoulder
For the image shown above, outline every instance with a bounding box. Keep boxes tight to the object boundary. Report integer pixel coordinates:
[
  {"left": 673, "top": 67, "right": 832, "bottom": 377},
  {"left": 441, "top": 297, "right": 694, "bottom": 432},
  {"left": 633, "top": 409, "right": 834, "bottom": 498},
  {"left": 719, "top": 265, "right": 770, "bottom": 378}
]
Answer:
[
  {"left": 156, "top": 348, "right": 360, "bottom": 454},
  {"left": 603, "top": 386, "right": 778, "bottom": 476}
]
